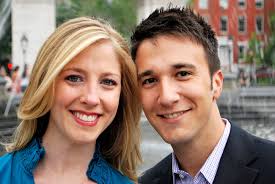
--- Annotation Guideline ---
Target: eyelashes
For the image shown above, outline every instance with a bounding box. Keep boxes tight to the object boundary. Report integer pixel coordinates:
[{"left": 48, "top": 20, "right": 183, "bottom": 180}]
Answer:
[
  {"left": 141, "top": 70, "right": 192, "bottom": 84},
  {"left": 101, "top": 79, "right": 117, "bottom": 86},
  {"left": 176, "top": 71, "right": 191, "bottom": 78},
  {"left": 142, "top": 78, "right": 157, "bottom": 85},
  {"left": 64, "top": 74, "right": 119, "bottom": 88},
  {"left": 65, "top": 75, "right": 83, "bottom": 82}
]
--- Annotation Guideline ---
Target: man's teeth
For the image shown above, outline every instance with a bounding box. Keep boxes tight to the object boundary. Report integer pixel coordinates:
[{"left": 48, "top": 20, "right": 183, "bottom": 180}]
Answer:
[
  {"left": 73, "top": 112, "right": 97, "bottom": 122},
  {"left": 162, "top": 111, "right": 184, "bottom": 119}
]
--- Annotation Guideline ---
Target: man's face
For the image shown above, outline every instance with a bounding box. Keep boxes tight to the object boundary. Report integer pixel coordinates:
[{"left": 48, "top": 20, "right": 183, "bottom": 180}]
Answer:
[{"left": 135, "top": 35, "right": 223, "bottom": 146}]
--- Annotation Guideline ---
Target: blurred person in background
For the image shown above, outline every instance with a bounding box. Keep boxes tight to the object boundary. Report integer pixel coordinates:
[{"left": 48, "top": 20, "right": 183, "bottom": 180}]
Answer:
[
  {"left": 0, "top": 17, "right": 141, "bottom": 184},
  {"left": 237, "top": 69, "right": 248, "bottom": 88},
  {"left": 21, "top": 64, "right": 30, "bottom": 92},
  {"left": 0, "top": 66, "right": 12, "bottom": 93},
  {"left": 11, "top": 65, "right": 21, "bottom": 94}
]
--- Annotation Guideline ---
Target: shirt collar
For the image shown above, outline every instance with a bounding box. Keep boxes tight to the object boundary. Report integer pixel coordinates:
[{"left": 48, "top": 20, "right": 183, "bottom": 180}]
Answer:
[
  {"left": 200, "top": 119, "right": 231, "bottom": 183},
  {"left": 16, "top": 138, "right": 111, "bottom": 183},
  {"left": 172, "top": 119, "right": 231, "bottom": 184}
]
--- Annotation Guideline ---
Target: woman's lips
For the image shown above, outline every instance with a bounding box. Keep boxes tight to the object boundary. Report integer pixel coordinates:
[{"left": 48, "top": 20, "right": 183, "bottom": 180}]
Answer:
[{"left": 71, "top": 111, "right": 101, "bottom": 127}]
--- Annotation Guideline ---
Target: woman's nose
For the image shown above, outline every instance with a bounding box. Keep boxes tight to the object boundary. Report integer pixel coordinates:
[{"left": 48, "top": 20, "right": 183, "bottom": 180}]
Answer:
[{"left": 80, "top": 84, "right": 100, "bottom": 106}]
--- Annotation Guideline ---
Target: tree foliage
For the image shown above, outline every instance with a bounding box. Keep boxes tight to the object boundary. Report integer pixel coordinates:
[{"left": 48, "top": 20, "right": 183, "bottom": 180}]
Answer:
[
  {"left": 264, "top": 12, "right": 275, "bottom": 67},
  {"left": 245, "top": 33, "right": 263, "bottom": 66},
  {"left": 0, "top": 1, "right": 11, "bottom": 61},
  {"left": 56, "top": 0, "right": 137, "bottom": 40}
]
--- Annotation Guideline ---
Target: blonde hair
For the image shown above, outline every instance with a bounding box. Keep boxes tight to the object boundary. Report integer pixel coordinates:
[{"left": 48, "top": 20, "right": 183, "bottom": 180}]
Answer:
[{"left": 5, "top": 17, "right": 142, "bottom": 181}]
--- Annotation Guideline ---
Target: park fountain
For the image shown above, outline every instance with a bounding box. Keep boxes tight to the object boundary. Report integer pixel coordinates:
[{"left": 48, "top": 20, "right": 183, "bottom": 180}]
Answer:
[{"left": 218, "top": 87, "right": 275, "bottom": 140}]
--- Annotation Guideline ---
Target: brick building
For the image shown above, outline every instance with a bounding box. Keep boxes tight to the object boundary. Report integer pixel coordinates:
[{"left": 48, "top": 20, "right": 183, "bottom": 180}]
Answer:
[
  {"left": 192, "top": 0, "right": 275, "bottom": 74},
  {"left": 137, "top": 0, "right": 188, "bottom": 23}
]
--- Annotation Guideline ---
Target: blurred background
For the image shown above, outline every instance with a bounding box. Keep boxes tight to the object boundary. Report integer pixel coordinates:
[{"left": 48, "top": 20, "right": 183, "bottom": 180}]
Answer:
[{"left": 0, "top": 0, "right": 275, "bottom": 173}]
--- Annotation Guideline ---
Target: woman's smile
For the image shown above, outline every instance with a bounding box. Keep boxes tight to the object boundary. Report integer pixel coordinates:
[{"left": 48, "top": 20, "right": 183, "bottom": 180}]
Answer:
[{"left": 71, "top": 111, "right": 101, "bottom": 127}]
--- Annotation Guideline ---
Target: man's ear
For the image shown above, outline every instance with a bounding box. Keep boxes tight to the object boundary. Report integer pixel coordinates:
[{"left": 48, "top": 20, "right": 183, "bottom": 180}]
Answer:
[{"left": 212, "top": 70, "right": 224, "bottom": 100}]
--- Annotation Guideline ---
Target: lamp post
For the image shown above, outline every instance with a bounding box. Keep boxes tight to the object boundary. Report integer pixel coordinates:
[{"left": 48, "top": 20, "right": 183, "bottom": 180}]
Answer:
[
  {"left": 248, "top": 49, "right": 256, "bottom": 85},
  {"left": 228, "top": 35, "right": 233, "bottom": 73},
  {"left": 20, "top": 34, "right": 28, "bottom": 68}
]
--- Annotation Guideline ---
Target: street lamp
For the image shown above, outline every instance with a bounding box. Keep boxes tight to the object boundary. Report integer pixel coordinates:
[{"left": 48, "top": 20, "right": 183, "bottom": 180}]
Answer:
[
  {"left": 228, "top": 35, "right": 233, "bottom": 73},
  {"left": 248, "top": 49, "right": 256, "bottom": 85},
  {"left": 20, "top": 34, "right": 28, "bottom": 67}
]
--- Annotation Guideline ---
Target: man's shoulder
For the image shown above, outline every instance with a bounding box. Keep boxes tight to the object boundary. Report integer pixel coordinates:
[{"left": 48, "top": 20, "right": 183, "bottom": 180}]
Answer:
[
  {"left": 138, "top": 153, "right": 172, "bottom": 184},
  {"left": 224, "top": 124, "right": 275, "bottom": 183},
  {"left": 230, "top": 123, "right": 275, "bottom": 154},
  {"left": 225, "top": 123, "right": 275, "bottom": 172},
  {"left": 250, "top": 133, "right": 275, "bottom": 156}
]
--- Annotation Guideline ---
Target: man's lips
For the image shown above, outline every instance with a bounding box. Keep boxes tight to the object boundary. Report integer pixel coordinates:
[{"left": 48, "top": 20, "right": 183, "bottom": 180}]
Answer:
[{"left": 157, "top": 109, "right": 191, "bottom": 119}]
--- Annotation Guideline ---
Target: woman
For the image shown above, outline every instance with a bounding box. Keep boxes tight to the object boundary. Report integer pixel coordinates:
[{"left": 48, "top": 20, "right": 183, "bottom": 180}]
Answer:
[{"left": 0, "top": 17, "right": 141, "bottom": 183}]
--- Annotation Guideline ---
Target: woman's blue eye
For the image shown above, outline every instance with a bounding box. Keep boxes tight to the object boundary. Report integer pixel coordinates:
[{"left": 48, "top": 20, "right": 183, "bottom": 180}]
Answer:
[
  {"left": 101, "top": 79, "right": 117, "bottom": 86},
  {"left": 142, "top": 78, "right": 156, "bottom": 85},
  {"left": 65, "top": 75, "right": 82, "bottom": 82}
]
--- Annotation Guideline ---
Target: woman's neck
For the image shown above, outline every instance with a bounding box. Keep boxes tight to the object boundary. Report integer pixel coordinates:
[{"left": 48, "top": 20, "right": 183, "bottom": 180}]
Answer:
[{"left": 33, "top": 130, "right": 96, "bottom": 183}]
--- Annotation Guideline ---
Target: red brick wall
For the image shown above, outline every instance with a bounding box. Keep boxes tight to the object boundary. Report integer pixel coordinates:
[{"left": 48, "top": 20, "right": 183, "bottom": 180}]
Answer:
[{"left": 193, "top": 0, "right": 275, "bottom": 64}]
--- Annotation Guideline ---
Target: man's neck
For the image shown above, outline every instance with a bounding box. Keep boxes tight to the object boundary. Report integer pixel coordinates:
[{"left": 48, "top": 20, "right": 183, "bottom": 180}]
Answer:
[{"left": 172, "top": 117, "right": 225, "bottom": 177}]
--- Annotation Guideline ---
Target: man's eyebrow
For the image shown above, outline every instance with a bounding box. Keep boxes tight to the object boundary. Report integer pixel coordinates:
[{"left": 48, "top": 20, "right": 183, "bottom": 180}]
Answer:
[
  {"left": 137, "top": 63, "right": 195, "bottom": 79},
  {"left": 137, "top": 70, "right": 153, "bottom": 80},
  {"left": 173, "top": 63, "right": 195, "bottom": 69}
]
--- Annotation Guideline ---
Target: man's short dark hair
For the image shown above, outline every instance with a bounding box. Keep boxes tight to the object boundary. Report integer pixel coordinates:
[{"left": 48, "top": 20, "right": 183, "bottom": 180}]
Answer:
[{"left": 131, "top": 6, "right": 220, "bottom": 76}]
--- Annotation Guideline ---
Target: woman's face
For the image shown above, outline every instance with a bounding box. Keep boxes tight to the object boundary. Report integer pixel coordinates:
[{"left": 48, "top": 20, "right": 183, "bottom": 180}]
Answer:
[{"left": 47, "top": 40, "right": 121, "bottom": 145}]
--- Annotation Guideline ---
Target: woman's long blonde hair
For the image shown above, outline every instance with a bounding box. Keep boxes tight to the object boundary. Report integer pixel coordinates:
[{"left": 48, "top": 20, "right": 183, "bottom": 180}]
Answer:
[{"left": 5, "top": 17, "right": 142, "bottom": 181}]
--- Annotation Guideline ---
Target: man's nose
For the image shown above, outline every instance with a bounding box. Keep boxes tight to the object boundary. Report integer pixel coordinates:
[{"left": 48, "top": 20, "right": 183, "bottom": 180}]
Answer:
[{"left": 158, "top": 79, "right": 180, "bottom": 107}]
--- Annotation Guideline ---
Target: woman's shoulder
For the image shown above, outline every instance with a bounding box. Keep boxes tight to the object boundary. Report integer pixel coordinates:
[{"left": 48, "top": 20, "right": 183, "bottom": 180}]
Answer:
[
  {"left": 0, "top": 151, "right": 36, "bottom": 183},
  {"left": 0, "top": 152, "right": 14, "bottom": 166},
  {"left": 88, "top": 158, "right": 134, "bottom": 183},
  {"left": 87, "top": 148, "right": 134, "bottom": 183},
  {"left": 109, "top": 167, "right": 134, "bottom": 183},
  {"left": 0, "top": 152, "right": 14, "bottom": 183}
]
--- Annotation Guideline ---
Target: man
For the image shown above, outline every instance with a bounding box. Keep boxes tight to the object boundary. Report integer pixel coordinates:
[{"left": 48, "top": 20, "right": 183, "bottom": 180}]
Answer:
[{"left": 131, "top": 7, "right": 275, "bottom": 184}]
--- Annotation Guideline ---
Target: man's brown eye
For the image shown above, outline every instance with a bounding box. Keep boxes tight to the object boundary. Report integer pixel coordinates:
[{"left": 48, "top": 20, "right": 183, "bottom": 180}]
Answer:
[
  {"left": 176, "top": 71, "right": 190, "bottom": 77},
  {"left": 142, "top": 78, "right": 157, "bottom": 85}
]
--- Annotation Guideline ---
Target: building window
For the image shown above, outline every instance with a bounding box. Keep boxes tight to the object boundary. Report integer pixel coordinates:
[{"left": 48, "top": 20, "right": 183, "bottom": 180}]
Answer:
[
  {"left": 237, "top": 42, "right": 248, "bottom": 63},
  {"left": 220, "top": 0, "right": 228, "bottom": 9},
  {"left": 238, "top": 16, "right": 246, "bottom": 33},
  {"left": 238, "top": 45, "right": 245, "bottom": 59},
  {"left": 199, "top": 0, "right": 208, "bottom": 9},
  {"left": 255, "top": 0, "right": 264, "bottom": 9},
  {"left": 256, "top": 16, "right": 264, "bottom": 34},
  {"left": 220, "top": 16, "right": 228, "bottom": 32},
  {"left": 238, "top": 0, "right": 246, "bottom": 8}
]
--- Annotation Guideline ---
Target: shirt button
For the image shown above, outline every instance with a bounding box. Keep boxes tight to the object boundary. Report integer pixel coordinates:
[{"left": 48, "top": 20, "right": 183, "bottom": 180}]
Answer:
[{"left": 179, "top": 174, "right": 184, "bottom": 179}]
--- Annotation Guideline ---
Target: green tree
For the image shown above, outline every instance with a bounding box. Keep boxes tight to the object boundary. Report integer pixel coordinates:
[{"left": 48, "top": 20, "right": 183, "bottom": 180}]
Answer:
[
  {"left": 0, "top": 0, "right": 11, "bottom": 61},
  {"left": 0, "top": 14, "right": 11, "bottom": 61},
  {"left": 56, "top": 0, "right": 137, "bottom": 40},
  {"left": 245, "top": 33, "right": 263, "bottom": 66},
  {"left": 264, "top": 12, "right": 275, "bottom": 67}
]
